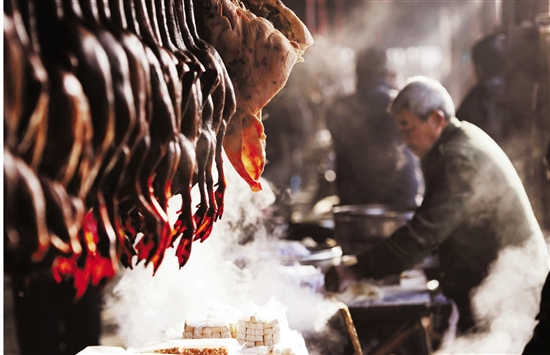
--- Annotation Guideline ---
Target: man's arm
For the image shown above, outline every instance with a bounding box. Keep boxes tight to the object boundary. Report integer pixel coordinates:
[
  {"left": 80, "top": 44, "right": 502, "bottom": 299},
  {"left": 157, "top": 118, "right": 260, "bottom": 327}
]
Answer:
[{"left": 355, "top": 150, "right": 477, "bottom": 279}]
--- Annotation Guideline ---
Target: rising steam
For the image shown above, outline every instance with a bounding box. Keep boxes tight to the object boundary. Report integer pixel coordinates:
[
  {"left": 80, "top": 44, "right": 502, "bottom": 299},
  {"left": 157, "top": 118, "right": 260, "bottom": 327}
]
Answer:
[{"left": 103, "top": 158, "right": 340, "bottom": 351}]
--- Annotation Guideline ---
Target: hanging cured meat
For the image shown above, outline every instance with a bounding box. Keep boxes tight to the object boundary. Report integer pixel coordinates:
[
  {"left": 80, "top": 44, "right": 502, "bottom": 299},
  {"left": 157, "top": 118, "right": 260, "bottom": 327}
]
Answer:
[
  {"left": 194, "top": 0, "right": 314, "bottom": 191},
  {"left": 3, "top": 0, "right": 313, "bottom": 297}
]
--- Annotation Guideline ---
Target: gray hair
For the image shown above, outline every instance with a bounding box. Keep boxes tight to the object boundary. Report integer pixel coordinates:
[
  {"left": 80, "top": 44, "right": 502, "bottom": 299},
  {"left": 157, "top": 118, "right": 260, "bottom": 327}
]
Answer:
[{"left": 390, "top": 76, "right": 455, "bottom": 121}]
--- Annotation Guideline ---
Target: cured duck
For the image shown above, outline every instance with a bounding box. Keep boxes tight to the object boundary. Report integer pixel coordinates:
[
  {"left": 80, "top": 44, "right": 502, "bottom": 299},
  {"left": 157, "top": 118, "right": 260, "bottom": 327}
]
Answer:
[{"left": 3, "top": 0, "right": 312, "bottom": 296}]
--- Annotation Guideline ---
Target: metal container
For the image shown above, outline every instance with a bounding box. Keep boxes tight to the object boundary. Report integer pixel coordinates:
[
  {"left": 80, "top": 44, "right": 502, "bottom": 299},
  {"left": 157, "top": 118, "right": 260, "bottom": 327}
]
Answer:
[
  {"left": 293, "top": 245, "right": 343, "bottom": 273},
  {"left": 333, "top": 204, "right": 417, "bottom": 255}
]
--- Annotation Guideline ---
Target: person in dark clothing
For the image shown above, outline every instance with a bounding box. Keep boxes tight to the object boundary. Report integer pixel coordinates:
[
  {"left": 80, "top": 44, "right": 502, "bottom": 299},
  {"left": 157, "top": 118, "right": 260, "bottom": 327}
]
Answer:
[
  {"left": 325, "top": 77, "right": 548, "bottom": 336},
  {"left": 325, "top": 47, "right": 420, "bottom": 206},
  {"left": 262, "top": 86, "right": 307, "bottom": 192},
  {"left": 456, "top": 33, "right": 507, "bottom": 144},
  {"left": 523, "top": 142, "right": 550, "bottom": 355}
]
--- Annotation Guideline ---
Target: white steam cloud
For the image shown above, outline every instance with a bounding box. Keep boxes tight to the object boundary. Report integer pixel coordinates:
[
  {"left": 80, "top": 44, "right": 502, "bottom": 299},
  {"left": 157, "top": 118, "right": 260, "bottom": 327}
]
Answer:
[
  {"left": 103, "top": 159, "right": 340, "bottom": 351},
  {"left": 435, "top": 141, "right": 550, "bottom": 354},
  {"left": 436, "top": 241, "right": 549, "bottom": 354}
]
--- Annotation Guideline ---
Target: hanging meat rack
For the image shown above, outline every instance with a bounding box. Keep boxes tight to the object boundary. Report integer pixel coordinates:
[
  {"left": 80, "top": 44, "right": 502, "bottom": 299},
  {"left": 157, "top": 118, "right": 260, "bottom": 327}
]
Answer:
[{"left": 4, "top": 0, "right": 313, "bottom": 298}]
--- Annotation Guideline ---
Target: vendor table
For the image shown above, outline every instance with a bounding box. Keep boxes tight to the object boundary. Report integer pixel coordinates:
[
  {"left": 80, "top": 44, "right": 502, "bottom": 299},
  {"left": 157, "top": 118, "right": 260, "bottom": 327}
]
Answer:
[{"left": 346, "top": 284, "right": 435, "bottom": 355}]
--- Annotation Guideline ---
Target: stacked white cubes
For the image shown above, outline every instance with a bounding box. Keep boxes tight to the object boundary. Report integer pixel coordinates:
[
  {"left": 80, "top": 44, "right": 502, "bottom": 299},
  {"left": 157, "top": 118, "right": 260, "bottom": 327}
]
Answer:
[
  {"left": 182, "top": 323, "right": 233, "bottom": 339},
  {"left": 236, "top": 316, "right": 281, "bottom": 348}
]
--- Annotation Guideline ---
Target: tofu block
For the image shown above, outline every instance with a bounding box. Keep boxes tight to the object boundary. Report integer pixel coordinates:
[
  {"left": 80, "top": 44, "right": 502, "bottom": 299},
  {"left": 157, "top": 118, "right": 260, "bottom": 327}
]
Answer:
[
  {"left": 254, "top": 323, "right": 264, "bottom": 330},
  {"left": 184, "top": 325, "right": 195, "bottom": 332},
  {"left": 245, "top": 334, "right": 255, "bottom": 341},
  {"left": 263, "top": 327, "right": 273, "bottom": 335},
  {"left": 254, "top": 329, "right": 264, "bottom": 336},
  {"left": 264, "top": 333, "right": 273, "bottom": 340},
  {"left": 273, "top": 325, "right": 281, "bottom": 333},
  {"left": 246, "top": 328, "right": 255, "bottom": 335},
  {"left": 255, "top": 341, "right": 265, "bottom": 346},
  {"left": 212, "top": 332, "right": 221, "bottom": 338},
  {"left": 265, "top": 339, "right": 274, "bottom": 346},
  {"left": 254, "top": 335, "right": 263, "bottom": 341},
  {"left": 183, "top": 332, "right": 194, "bottom": 339}
]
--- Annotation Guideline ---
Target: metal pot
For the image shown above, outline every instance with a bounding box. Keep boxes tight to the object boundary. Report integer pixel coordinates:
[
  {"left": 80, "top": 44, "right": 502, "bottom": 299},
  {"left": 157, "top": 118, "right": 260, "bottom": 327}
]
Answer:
[{"left": 332, "top": 204, "right": 417, "bottom": 255}]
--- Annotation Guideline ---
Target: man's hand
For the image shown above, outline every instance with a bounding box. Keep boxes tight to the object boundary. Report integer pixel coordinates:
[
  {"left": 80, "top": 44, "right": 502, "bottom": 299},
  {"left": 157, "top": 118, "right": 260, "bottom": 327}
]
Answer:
[{"left": 324, "top": 264, "right": 362, "bottom": 293}]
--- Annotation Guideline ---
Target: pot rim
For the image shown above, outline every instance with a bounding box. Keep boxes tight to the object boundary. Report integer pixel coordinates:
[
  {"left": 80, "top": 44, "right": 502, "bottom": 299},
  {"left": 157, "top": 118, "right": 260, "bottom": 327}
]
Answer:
[{"left": 332, "top": 203, "right": 417, "bottom": 218}]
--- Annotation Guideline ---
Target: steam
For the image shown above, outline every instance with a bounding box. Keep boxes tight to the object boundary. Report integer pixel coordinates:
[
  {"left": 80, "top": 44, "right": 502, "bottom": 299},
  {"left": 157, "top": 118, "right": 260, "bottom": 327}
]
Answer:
[
  {"left": 435, "top": 134, "right": 550, "bottom": 354},
  {"left": 436, "top": 241, "right": 549, "bottom": 354},
  {"left": 103, "top": 159, "right": 340, "bottom": 350}
]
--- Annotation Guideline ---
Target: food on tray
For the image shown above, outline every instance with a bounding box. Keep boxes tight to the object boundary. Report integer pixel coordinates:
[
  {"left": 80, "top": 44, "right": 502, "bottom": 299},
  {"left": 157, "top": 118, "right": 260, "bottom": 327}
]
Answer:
[{"left": 136, "top": 339, "right": 240, "bottom": 355}]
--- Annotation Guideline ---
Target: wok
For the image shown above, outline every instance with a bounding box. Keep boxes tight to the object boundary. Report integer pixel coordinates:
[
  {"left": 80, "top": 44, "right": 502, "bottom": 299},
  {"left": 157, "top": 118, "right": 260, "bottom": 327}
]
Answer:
[{"left": 333, "top": 204, "right": 417, "bottom": 255}]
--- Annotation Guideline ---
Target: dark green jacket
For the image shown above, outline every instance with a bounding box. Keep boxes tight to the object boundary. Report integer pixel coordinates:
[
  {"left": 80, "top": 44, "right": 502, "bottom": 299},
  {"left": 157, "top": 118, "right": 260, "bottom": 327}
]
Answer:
[{"left": 358, "top": 117, "right": 548, "bottom": 330}]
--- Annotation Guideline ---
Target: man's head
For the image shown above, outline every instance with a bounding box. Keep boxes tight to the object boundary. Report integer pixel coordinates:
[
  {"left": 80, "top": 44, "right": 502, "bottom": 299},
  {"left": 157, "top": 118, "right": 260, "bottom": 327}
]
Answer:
[
  {"left": 390, "top": 76, "right": 455, "bottom": 158},
  {"left": 355, "top": 47, "right": 390, "bottom": 88},
  {"left": 472, "top": 33, "right": 506, "bottom": 81}
]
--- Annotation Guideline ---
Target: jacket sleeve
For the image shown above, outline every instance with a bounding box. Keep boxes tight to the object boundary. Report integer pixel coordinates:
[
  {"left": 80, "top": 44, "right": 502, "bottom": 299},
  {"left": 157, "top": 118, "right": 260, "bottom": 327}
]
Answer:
[{"left": 357, "top": 148, "right": 478, "bottom": 279}]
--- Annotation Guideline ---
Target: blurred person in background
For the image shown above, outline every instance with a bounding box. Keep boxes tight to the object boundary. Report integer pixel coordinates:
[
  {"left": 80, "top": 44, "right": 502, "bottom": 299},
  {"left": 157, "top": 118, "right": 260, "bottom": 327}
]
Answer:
[
  {"left": 456, "top": 33, "right": 508, "bottom": 145},
  {"left": 325, "top": 47, "right": 420, "bottom": 207},
  {"left": 522, "top": 141, "right": 550, "bottom": 354},
  {"left": 325, "top": 77, "right": 549, "bottom": 337},
  {"left": 262, "top": 84, "right": 308, "bottom": 220}
]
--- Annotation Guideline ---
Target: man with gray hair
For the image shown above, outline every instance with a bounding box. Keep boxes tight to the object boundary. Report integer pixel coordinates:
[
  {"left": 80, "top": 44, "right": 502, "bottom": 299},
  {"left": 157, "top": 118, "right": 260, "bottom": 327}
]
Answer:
[{"left": 326, "top": 76, "right": 549, "bottom": 339}]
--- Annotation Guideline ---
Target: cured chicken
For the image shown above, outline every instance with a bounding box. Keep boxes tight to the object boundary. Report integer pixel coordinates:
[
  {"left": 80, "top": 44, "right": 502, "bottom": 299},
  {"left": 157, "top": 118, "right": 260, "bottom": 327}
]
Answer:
[{"left": 194, "top": 0, "right": 313, "bottom": 191}]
